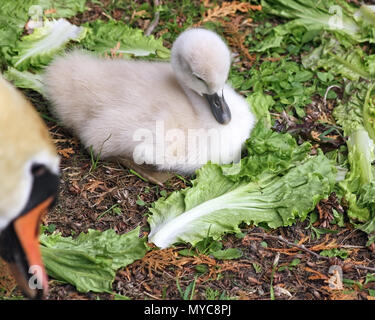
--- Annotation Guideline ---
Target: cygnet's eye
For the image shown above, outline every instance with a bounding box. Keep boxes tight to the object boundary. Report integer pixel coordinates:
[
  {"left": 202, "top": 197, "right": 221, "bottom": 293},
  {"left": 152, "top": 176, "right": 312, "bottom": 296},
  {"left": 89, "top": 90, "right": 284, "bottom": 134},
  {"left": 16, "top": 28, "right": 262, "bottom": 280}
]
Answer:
[{"left": 193, "top": 73, "right": 205, "bottom": 83}]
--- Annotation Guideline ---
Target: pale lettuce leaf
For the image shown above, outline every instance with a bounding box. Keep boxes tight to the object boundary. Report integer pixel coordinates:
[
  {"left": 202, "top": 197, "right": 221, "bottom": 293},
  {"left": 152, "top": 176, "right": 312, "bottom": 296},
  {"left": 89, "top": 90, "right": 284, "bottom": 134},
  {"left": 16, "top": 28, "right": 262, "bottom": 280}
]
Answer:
[
  {"left": 11, "top": 18, "right": 87, "bottom": 70},
  {"left": 0, "top": 0, "right": 88, "bottom": 65}
]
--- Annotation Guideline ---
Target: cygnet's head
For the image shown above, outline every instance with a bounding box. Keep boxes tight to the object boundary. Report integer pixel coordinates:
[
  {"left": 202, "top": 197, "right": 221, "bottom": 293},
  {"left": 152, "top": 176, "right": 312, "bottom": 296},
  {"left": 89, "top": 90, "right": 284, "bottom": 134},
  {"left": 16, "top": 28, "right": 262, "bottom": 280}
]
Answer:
[
  {"left": 171, "top": 28, "right": 230, "bottom": 95},
  {"left": 171, "top": 28, "right": 232, "bottom": 124}
]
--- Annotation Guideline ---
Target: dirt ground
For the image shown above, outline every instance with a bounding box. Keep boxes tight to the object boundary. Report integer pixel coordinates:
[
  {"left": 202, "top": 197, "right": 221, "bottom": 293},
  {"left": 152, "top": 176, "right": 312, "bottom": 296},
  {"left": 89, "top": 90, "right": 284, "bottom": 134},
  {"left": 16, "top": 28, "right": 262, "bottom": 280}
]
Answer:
[{"left": 1, "top": 0, "right": 375, "bottom": 300}]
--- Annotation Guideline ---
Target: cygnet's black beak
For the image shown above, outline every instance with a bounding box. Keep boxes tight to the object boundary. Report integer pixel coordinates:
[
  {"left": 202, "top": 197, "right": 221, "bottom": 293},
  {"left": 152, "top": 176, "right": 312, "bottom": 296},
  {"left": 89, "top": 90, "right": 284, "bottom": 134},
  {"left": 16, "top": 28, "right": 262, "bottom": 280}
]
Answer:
[{"left": 204, "top": 92, "right": 231, "bottom": 125}]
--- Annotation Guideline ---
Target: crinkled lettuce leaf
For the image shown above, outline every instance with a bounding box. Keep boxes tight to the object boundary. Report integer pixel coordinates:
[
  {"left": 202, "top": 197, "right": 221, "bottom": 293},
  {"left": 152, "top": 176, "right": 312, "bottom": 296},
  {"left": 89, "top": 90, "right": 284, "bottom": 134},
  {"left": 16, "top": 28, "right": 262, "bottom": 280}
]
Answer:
[
  {"left": 363, "top": 82, "right": 375, "bottom": 142},
  {"left": 334, "top": 83, "right": 375, "bottom": 189},
  {"left": 224, "top": 118, "right": 312, "bottom": 185},
  {"left": 40, "top": 227, "right": 148, "bottom": 293},
  {"left": 246, "top": 91, "right": 274, "bottom": 127},
  {"left": 81, "top": 20, "right": 170, "bottom": 59},
  {"left": 0, "top": 1, "right": 36, "bottom": 65},
  {"left": 356, "top": 182, "right": 375, "bottom": 242},
  {"left": 333, "top": 83, "right": 375, "bottom": 225},
  {"left": 304, "top": 35, "right": 375, "bottom": 240},
  {"left": 302, "top": 36, "right": 375, "bottom": 81},
  {"left": 257, "top": 0, "right": 375, "bottom": 52},
  {"left": 261, "top": 0, "right": 359, "bottom": 35},
  {"left": 38, "top": 0, "right": 88, "bottom": 19},
  {"left": 302, "top": 35, "right": 375, "bottom": 230},
  {"left": 11, "top": 18, "right": 87, "bottom": 70}
]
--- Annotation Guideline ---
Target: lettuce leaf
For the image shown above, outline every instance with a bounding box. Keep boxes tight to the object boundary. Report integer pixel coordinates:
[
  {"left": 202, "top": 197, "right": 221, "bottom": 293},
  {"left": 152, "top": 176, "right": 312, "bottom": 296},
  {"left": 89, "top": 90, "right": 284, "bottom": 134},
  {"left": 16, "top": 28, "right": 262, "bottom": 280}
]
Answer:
[
  {"left": 261, "top": 0, "right": 359, "bottom": 36},
  {"left": 333, "top": 83, "right": 375, "bottom": 186},
  {"left": 356, "top": 182, "right": 375, "bottom": 241},
  {"left": 302, "top": 36, "right": 375, "bottom": 81},
  {"left": 148, "top": 118, "right": 336, "bottom": 249},
  {"left": 332, "top": 83, "right": 375, "bottom": 224},
  {"left": 11, "top": 18, "right": 87, "bottom": 70},
  {"left": 38, "top": 0, "right": 88, "bottom": 19},
  {"left": 0, "top": 1, "right": 37, "bottom": 65},
  {"left": 81, "top": 20, "right": 170, "bottom": 59},
  {"left": 224, "top": 118, "right": 312, "bottom": 185},
  {"left": 0, "top": 0, "right": 87, "bottom": 65},
  {"left": 3, "top": 67, "right": 44, "bottom": 94},
  {"left": 257, "top": 0, "right": 375, "bottom": 52},
  {"left": 301, "top": 30, "right": 375, "bottom": 239},
  {"left": 40, "top": 227, "right": 148, "bottom": 293},
  {"left": 246, "top": 91, "right": 274, "bottom": 127}
]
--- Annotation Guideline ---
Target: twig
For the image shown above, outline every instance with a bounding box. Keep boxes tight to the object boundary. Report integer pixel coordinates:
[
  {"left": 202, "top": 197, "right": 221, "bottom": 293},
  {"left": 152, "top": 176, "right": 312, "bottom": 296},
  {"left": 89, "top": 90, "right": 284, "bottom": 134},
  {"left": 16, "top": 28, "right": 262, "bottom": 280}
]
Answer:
[
  {"left": 250, "top": 233, "right": 330, "bottom": 260},
  {"left": 145, "top": 0, "right": 160, "bottom": 36},
  {"left": 250, "top": 232, "right": 375, "bottom": 273},
  {"left": 323, "top": 85, "right": 341, "bottom": 105},
  {"left": 143, "top": 291, "right": 162, "bottom": 300},
  {"left": 281, "top": 110, "right": 295, "bottom": 127},
  {"left": 351, "top": 264, "right": 375, "bottom": 272},
  {"left": 340, "top": 245, "right": 367, "bottom": 249},
  {"left": 101, "top": 11, "right": 113, "bottom": 20}
]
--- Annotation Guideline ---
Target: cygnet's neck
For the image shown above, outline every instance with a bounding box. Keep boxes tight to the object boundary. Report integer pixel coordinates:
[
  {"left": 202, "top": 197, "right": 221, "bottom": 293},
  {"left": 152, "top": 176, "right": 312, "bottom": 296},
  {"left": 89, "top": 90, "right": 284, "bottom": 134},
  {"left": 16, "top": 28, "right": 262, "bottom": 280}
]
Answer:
[{"left": 175, "top": 79, "right": 218, "bottom": 123}]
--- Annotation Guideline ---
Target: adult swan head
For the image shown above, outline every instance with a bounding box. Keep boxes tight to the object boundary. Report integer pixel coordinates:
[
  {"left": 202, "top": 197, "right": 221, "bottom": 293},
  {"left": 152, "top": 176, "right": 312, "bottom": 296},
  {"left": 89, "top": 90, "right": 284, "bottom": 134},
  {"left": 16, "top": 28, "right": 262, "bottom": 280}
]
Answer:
[{"left": 0, "top": 76, "right": 59, "bottom": 299}]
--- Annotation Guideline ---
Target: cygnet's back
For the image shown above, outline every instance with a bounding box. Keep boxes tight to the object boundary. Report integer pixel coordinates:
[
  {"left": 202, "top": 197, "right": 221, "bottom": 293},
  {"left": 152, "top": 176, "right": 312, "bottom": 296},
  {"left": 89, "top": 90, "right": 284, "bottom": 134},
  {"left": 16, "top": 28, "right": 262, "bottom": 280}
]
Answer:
[{"left": 43, "top": 28, "right": 255, "bottom": 174}]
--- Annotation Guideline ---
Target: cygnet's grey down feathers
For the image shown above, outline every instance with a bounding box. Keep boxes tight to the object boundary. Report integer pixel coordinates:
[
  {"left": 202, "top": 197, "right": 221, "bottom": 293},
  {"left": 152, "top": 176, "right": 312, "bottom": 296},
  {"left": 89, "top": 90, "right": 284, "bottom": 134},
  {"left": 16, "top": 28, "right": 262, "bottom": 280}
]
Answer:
[{"left": 43, "top": 28, "right": 255, "bottom": 174}]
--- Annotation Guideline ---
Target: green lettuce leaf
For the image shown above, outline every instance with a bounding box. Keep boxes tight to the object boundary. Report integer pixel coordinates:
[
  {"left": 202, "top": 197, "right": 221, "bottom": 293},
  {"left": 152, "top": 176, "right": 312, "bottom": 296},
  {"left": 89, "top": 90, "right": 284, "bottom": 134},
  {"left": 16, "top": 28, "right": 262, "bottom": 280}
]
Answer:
[
  {"left": 260, "top": 0, "right": 372, "bottom": 43},
  {"left": 302, "top": 34, "right": 375, "bottom": 231},
  {"left": 224, "top": 118, "right": 312, "bottom": 185},
  {"left": 0, "top": 1, "right": 43, "bottom": 65},
  {"left": 11, "top": 18, "right": 87, "bottom": 70},
  {"left": 334, "top": 83, "right": 375, "bottom": 189},
  {"left": 0, "top": 0, "right": 88, "bottom": 65},
  {"left": 81, "top": 20, "right": 170, "bottom": 59},
  {"left": 302, "top": 36, "right": 375, "bottom": 81},
  {"left": 253, "top": 19, "right": 323, "bottom": 52},
  {"left": 356, "top": 182, "right": 375, "bottom": 241},
  {"left": 257, "top": 0, "right": 375, "bottom": 53},
  {"left": 253, "top": 31, "right": 283, "bottom": 52},
  {"left": 149, "top": 152, "right": 335, "bottom": 249},
  {"left": 3, "top": 67, "right": 44, "bottom": 94},
  {"left": 332, "top": 83, "right": 375, "bottom": 223},
  {"left": 38, "top": 0, "right": 88, "bottom": 19},
  {"left": 40, "top": 227, "right": 148, "bottom": 293},
  {"left": 246, "top": 91, "right": 274, "bottom": 126},
  {"left": 148, "top": 117, "right": 336, "bottom": 249},
  {"left": 363, "top": 83, "right": 375, "bottom": 142}
]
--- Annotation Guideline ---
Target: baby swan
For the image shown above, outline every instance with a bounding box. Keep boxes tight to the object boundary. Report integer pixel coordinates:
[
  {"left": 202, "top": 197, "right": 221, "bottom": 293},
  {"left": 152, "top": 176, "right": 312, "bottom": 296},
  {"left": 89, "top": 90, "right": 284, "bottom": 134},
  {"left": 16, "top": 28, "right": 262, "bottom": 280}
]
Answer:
[{"left": 43, "top": 28, "right": 255, "bottom": 184}]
